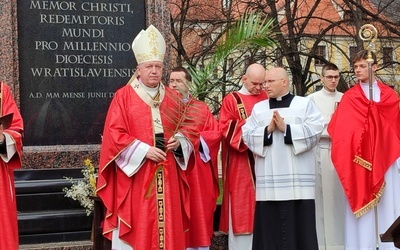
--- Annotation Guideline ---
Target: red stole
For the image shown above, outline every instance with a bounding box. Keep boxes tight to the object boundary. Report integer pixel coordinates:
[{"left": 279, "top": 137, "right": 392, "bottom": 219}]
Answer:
[
  {"left": 328, "top": 82, "right": 400, "bottom": 217},
  {"left": 0, "top": 82, "right": 23, "bottom": 250},
  {"left": 219, "top": 91, "right": 268, "bottom": 234}
]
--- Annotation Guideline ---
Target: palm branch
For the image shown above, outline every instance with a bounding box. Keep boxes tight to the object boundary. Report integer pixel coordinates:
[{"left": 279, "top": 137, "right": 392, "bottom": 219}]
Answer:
[
  {"left": 146, "top": 90, "right": 201, "bottom": 198},
  {"left": 189, "top": 12, "right": 277, "bottom": 98},
  {"left": 155, "top": 12, "right": 277, "bottom": 150},
  {"left": 153, "top": 89, "right": 201, "bottom": 148}
]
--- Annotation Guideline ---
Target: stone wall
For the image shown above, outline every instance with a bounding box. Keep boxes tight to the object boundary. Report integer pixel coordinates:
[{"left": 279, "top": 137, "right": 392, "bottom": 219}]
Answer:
[{"left": 0, "top": 0, "right": 172, "bottom": 169}]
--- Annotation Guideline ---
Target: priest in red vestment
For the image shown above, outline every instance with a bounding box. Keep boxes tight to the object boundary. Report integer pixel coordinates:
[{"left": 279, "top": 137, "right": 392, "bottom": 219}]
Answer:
[
  {"left": 218, "top": 63, "right": 267, "bottom": 250},
  {"left": 97, "top": 25, "right": 195, "bottom": 250},
  {"left": 0, "top": 82, "right": 24, "bottom": 250},
  {"left": 169, "top": 67, "right": 222, "bottom": 250}
]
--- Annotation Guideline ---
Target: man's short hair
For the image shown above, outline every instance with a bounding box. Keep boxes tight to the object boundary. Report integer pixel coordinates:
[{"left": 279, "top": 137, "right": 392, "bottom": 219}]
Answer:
[
  {"left": 352, "top": 50, "right": 377, "bottom": 66},
  {"left": 171, "top": 67, "right": 192, "bottom": 82},
  {"left": 321, "top": 63, "right": 339, "bottom": 76}
]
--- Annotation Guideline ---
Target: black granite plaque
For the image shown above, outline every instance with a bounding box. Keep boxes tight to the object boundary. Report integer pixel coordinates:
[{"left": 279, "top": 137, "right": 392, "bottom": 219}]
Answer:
[{"left": 18, "top": 0, "right": 145, "bottom": 145}]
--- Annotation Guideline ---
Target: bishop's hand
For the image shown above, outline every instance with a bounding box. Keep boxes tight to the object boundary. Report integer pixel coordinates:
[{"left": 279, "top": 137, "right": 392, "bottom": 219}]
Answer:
[{"left": 146, "top": 147, "right": 166, "bottom": 163}]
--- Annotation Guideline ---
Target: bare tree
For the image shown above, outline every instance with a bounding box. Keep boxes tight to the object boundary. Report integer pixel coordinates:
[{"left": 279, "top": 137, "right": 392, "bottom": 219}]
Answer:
[
  {"left": 244, "top": 0, "right": 400, "bottom": 95},
  {"left": 168, "top": 0, "right": 400, "bottom": 103},
  {"left": 168, "top": 0, "right": 277, "bottom": 114},
  {"left": 371, "top": 0, "right": 400, "bottom": 23},
  {"left": 168, "top": 0, "right": 234, "bottom": 67}
]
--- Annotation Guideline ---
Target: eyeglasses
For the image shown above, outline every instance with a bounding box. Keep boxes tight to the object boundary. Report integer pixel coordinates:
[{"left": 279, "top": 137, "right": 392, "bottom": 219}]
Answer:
[{"left": 324, "top": 75, "right": 340, "bottom": 80}]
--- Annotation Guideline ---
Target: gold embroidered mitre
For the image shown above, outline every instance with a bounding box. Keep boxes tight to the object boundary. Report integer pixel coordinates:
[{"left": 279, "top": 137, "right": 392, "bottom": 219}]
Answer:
[{"left": 132, "top": 25, "right": 166, "bottom": 64}]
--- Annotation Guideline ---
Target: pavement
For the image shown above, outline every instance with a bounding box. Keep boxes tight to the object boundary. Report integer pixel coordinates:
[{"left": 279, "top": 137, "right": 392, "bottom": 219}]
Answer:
[
  {"left": 19, "top": 241, "right": 92, "bottom": 250},
  {"left": 19, "top": 234, "right": 228, "bottom": 250}
]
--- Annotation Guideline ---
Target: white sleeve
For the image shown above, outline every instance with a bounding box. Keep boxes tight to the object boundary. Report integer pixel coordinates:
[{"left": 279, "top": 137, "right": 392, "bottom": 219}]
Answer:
[
  {"left": 0, "top": 133, "right": 16, "bottom": 163},
  {"left": 174, "top": 132, "right": 193, "bottom": 170},
  {"left": 199, "top": 136, "right": 211, "bottom": 163},
  {"left": 242, "top": 108, "right": 270, "bottom": 157},
  {"left": 289, "top": 99, "right": 324, "bottom": 155},
  {"left": 115, "top": 140, "right": 150, "bottom": 177}
]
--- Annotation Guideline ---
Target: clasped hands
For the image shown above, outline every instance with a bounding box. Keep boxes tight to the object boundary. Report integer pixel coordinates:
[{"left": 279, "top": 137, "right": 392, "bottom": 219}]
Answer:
[
  {"left": 146, "top": 136, "right": 180, "bottom": 163},
  {"left": 267, "top": 110, "right": 286, "bottom": 134}
]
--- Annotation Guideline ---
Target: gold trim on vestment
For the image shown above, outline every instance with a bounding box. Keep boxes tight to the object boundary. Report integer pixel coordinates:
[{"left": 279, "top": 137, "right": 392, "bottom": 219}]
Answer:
[
  {"left": 238, "top": 103, "right": 247, "bottom": 120},
  {"left": 231, "top": 92, "right": 247, "bottom": 120},
  {"left": 156, "top": 168, "right": 165, "bottom": 249},
  {"left": 354, "top": 181, "right": 385, "bottom": 218},
  {"left": 353, "top": 155, "right": 372, "bottom": 171}
]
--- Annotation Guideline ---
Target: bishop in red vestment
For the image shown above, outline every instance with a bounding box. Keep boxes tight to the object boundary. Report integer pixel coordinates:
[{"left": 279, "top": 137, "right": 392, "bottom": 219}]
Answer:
[
  {"left": 0, "top": 82, "right": 24, "bottom": 250},
  {"left": 97, "top": 25, "right": 195, "bottom": 250}
]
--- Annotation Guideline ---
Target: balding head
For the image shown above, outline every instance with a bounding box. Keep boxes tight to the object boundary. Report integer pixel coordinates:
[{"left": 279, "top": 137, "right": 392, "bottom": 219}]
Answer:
[
  {"left": 267, "top": 67, "right": 289, "bottom": 81},
  {"left": 245, "top": 63, "right": 266, "bottom": 76},
  {"left": 264, "top": 67, "right": 290, "bottom": 98},
  {"left": 242, "top": 63, "right": 266, "bottom": 95}
]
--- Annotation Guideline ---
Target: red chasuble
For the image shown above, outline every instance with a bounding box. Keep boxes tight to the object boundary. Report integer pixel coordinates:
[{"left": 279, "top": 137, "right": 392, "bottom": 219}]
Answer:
[
  {"left": 0, "top": 82, "right": 24, "bottom": 250},
  {"left": 328, "top": 82, "right": 400, "bottom": 217},
  {"left": 97, "top": 82, "right": 193, "bottom": 250},
  {"left": 185, "top": 98, "right": 221, "bottom": 247},
  {"left": 219, "top": 91, "right": 268, "bottom": 234}
]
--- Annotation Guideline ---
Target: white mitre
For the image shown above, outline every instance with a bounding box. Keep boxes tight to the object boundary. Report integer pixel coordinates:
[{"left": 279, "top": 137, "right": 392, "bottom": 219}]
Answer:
[{"left": 132, "top": 25, "right": 166, "bottom": 64}]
